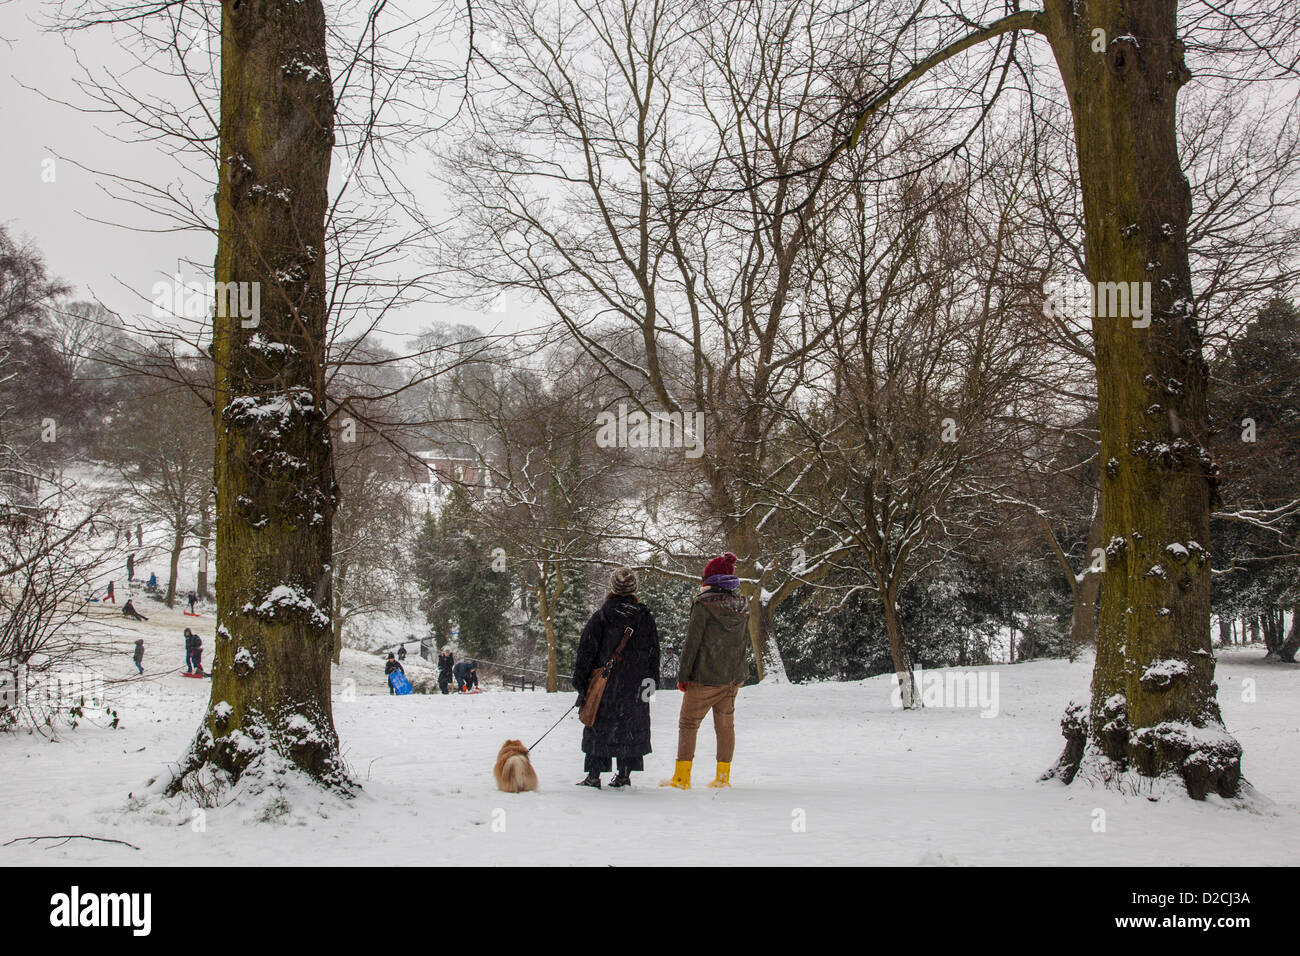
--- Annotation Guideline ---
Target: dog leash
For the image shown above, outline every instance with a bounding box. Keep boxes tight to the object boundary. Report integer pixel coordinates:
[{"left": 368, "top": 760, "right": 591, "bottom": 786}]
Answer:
[{"left": 528, "top": 703, "right": 577, "bottom": 752}]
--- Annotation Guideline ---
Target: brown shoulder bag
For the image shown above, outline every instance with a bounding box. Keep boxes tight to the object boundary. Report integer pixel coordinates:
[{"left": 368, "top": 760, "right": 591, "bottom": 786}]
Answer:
[{"left": 578, "top": 625, "right": 635, "bottom": 727}]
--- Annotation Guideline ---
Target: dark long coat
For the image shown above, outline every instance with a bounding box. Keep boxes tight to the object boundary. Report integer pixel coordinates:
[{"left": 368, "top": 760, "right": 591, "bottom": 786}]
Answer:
[{"left": 572, "top": 595, "right": 661, "bottom": 759}]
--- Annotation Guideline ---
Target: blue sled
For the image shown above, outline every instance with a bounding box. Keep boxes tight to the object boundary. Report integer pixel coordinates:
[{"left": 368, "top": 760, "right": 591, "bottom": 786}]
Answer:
[{"left": 388, "top": 672, "right": 413, "bottom": 695}]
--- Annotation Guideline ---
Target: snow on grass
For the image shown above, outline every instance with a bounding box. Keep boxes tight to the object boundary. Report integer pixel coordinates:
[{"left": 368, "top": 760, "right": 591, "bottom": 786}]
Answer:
[{"left": 2, "top": 602, "right": 1298, "bottom": 866}]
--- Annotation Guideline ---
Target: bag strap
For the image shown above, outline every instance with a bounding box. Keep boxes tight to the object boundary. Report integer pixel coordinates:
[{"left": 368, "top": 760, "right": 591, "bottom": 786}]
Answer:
[{"left": 603, "top": 626, "right": 635, "bottom": 670}]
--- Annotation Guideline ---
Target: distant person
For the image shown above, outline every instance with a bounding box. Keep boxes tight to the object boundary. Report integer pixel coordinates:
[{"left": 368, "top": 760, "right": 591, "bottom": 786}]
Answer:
[
  {"left": 187, "top": 591, "right": 197, "bottom": 614},
  {"left": 147, "top": 572, "right": 158, "bottom": 592},
  {"left": 453, "top": 659, "right": 478, "bottom": 692},
  {"left": 122, "top": 599, "right": 148, "bottom": 622},
  {"left": 126, "top": 553, "right": 135, "bottom": 582},
  {"left": 397, "top": 644, "right": 407, "bottom": 662},
  {"left": 106, "top": 580, "right": 115, "bottom": 604},
  {"left": 133, "top": 639, "right": 144, "bottom": 675},
  {"left": 385, "top": 652, "right": 405, "bottom": 695},
  {"left": 437, "top": 647, "right": 454, "bottom": 694}
]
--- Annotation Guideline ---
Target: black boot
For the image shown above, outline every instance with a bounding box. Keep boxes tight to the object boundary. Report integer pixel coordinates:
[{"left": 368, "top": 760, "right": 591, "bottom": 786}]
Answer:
[
  {"left": 609, "top": 770, "right": 632, "bottom": 788},
  {"left": 576, "top": 772, "right": 602, "bottom": 788}
]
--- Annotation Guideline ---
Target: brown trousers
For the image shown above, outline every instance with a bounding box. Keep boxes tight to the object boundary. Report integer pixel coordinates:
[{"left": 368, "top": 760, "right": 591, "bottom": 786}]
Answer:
[{"left": 676, "top": 682, "right": 740, "bottom": 762}]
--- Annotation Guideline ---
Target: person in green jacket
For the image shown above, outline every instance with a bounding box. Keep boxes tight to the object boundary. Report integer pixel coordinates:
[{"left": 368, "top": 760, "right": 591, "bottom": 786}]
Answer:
[{"left": 661, "top": 551, "right": 749, "bottom": 790}]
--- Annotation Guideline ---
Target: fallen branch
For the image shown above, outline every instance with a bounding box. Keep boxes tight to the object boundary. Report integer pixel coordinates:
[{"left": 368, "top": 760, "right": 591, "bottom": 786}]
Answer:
[{"left": 5, "top": 833, "right": 140, "bottom": 850}]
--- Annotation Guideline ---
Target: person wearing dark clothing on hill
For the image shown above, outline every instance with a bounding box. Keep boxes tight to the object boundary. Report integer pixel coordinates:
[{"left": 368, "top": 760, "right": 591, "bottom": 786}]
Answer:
[
  {"left": 661, "top": 552, "right": 750, "bottom": 791},
  {"left": 122, "top": 599, "right": 148, "bottom": 622},
  {"left": 184, "top": 628, "right": 196, "bottom": 672},
  {"left": 187, "top": 591, "right": 197, "bottom": 614},
  {"left": 436, "top": 647, "right": 454, "bottom": 695},
  {"left": 453, "top": 659, "right": 478, "bottom": 692},
  {"left": 385, "top": 652, "right": 405, "bottom": 695},
  {"left": 106, "top": 579, "right": 115, "bottom": 603},
  {"left": 397, "top": 644, "right": 407, "bottom": 662},
  {"left": 191, "top": 635, "right": 205, "bottom": 675},
  {"left": 572, "top": 568, "right": 661, "bottom": 789},
  {"left": 133, "top": 639, "right": 144, "bottom": 674}
]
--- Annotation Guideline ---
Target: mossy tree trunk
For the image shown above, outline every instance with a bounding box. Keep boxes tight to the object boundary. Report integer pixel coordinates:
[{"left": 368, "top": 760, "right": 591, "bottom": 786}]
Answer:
[
  {"left": 168, "top": 0, "right": 349, "bottom": 796},
  {"left": 841, "top": 0, "right": 1242, "bottom": 796},
  {"left": 1040, "top": 0, "right": 1240, "bottom": 797}
]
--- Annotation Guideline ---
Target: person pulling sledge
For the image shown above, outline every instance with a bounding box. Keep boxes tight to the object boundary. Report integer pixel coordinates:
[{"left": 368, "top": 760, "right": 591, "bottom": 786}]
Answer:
[
  {"left": 452, "top": 659, "right": 478, "bottom": 692},
  {"left": 661, "top": 551, "right": 749, "bottom": 790},
  {"left": 571, "top": 568, "right": 661, "bottom": 789},
  {"left": 122, "top": 599, "right": 148, "bottom": 622},
  {"left": 385, "top": 652, "right": 405, "bottom": 695},
  {"left": 191, "top": 635, "right": 205, "bottom": 676},
  {"left": 187, "top": 591, "right": 198, "bottom": 614}
]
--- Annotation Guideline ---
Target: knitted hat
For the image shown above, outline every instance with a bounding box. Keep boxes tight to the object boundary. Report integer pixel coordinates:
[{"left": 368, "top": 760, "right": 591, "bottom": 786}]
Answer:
[
  {"left": 610, "top": 567, "right": 638, "bottom": 596},
  {"left": 702, "top": 551, "right": 737, "bottom": 581}
]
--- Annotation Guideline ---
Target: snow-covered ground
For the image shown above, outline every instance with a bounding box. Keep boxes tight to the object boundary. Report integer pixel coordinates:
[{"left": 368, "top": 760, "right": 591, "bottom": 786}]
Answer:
[{"left": 2, "top": 599, "right": 1298, "bottom": 866}]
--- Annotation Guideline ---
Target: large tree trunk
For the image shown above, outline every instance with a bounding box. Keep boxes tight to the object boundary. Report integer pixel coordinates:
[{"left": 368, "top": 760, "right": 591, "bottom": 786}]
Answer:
[
  {"left": 1263, "top": 607, "right": 1284, "bottom": 657},
  {"left": 197, "top": 502, "right": 212, "bottom": 600},
  {"left": 330, "top": 555, "right": 347, "bottom": 666},
  {"left": 1069, "top": 501, "right": 1104, "bottom": 659},
  {"left": 165, "top": 518, "right": 183, "bottom": 608},
  {"left": 745, "top": 594, "right": 787, "bottom": 684},
  {"left": 724, "top": 515, "right": 787, "bottom": 682},
  {"left": 880, "top": 577, "right": 918, "bottom": 709},
  {"left": 167, "top": 0, "right": 348, "bottom": 797},
  {"left": 1042, "top": 0, "right": 1240, "bottom": 798},
  {"left": 1279, "top": 604, "right": 1300, "bottom": 663},
  {"left": 538, "top": 574, "right": 559, "bottom": 693}
]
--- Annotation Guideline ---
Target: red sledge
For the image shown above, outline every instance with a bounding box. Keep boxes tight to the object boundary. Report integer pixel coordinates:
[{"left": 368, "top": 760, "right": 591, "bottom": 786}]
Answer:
[
  {"left": 183, "top": 611, "right": 202, "bottom": 617},
  {"left": 182, "top": 671, "right": 210, "bottom": 679}
]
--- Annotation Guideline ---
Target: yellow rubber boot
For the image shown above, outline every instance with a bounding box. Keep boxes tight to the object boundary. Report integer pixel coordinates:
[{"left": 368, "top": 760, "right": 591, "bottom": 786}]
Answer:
[
  {"left": 707, "top": 761, "right": 731, "bottom": 788},
  {"left": 659, "top": 760, "right": 692, "bottom": 789}
]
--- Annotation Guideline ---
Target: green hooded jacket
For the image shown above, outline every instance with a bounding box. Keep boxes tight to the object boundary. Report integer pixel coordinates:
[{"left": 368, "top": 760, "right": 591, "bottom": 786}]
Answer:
[{"left": 678, "top": 588, "right": 750, "bottom": 685}]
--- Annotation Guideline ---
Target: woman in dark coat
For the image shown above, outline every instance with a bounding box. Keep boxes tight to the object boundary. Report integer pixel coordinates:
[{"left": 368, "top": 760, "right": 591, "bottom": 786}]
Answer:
[
  {"left": 571, "top": 567, "right": 661, "bottom": 788},
  {"left": 436, "top": 647, "right": 454, "bottom": 694}
]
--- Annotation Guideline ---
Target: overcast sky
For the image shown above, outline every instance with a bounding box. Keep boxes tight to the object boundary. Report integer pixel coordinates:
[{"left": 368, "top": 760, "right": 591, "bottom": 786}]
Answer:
[{"left": 0, "top": 0, "right": 522, "bottom": 346}]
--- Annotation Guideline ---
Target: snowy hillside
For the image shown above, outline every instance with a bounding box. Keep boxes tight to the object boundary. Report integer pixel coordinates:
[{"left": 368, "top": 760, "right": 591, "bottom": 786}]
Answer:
[{"left": 1, "top": 602, "right": 1296, "bottom": 866}]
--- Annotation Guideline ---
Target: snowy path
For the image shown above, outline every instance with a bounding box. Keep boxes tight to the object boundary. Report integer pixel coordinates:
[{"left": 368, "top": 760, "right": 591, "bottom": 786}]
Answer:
[{"left": 2, "top": 603, "right": 1298, "bottom": 865}]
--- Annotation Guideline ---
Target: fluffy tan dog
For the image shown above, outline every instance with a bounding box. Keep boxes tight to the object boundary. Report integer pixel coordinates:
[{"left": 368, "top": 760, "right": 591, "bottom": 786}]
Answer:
[{"left": 494, "top": 739, "right": 539, "bottom": 793}]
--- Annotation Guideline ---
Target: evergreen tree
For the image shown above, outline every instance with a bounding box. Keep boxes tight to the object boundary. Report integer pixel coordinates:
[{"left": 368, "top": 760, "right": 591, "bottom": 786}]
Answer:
[{"left": 411, "top": 487, "right": 511, "bottom": 660}]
